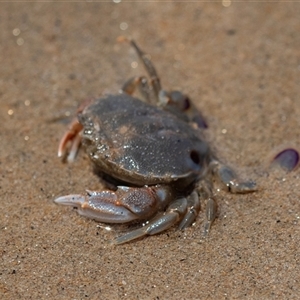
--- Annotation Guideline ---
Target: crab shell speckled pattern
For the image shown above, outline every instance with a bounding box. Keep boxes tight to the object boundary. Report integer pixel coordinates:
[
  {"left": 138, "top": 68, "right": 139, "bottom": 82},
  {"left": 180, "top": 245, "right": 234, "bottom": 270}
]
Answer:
[{"left": 79, "top": 93, "right": 210, "bottom": 191}]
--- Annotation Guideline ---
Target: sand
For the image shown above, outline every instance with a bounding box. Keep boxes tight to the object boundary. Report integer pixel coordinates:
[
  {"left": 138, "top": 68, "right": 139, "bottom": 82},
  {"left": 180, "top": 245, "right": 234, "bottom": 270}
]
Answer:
[{"left": 1, "top": 2, "right": 300, "bottom": 299}]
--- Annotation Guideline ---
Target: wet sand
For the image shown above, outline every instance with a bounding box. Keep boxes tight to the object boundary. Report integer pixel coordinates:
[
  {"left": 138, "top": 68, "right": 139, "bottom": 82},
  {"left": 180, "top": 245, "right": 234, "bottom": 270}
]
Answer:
[{"left": 1, "top": 3, "right": 300, "bottom": 299}]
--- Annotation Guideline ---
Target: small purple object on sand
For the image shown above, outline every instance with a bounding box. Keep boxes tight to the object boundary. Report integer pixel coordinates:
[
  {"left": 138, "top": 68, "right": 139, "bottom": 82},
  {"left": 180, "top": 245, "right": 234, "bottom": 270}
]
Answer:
[{"left": 272, "top": 148, "right": 299, "bottom": 172}]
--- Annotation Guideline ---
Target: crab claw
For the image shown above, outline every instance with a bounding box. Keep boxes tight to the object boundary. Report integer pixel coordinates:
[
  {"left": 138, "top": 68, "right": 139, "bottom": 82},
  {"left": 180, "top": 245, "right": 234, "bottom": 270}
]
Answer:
[
  {"left": 54, "top": 194, "right": 85, "bottom": 206},
  {"left": 54, "top": 185, "right": 175, "bottom": 225},
  {"left": 54, "top": 192, "right": 139, "bottom": 223},
  {"left": 58, "top": 98, "right": 94, "bottom": 162},
  {"left": 57, "top": 119, "right": 83, "bottom": 162}
]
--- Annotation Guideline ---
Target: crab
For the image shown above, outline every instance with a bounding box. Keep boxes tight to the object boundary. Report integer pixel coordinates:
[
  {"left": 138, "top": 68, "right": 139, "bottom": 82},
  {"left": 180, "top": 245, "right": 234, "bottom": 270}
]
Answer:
[{"left": 54, "top": 37, "right": 256, "bottom": 244}]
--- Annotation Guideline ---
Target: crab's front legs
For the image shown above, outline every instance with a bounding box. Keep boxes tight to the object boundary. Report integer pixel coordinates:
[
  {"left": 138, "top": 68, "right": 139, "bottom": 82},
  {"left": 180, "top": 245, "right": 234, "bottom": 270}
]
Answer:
[
  {"left": 55, "top": 186, "right": 200, "bottom": 244},
  {"left": 55, "top": 185, "right": 174, "bottom": 224}
]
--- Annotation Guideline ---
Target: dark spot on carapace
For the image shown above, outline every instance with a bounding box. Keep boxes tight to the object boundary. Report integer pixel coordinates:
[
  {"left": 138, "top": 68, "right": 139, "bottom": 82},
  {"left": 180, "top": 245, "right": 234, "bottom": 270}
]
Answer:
[
  {"left": 183, "top": 97, "right": 191, "bottom": 111},
  {"left": 190, "top": 150, "right": 200, "bottom": 165}
]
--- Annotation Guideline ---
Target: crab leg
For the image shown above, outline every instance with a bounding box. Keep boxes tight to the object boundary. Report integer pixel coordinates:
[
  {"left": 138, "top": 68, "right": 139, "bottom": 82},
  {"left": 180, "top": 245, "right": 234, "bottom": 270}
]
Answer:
[
  {"left": 195, "top": 161, "right": 257, "bottom": 236},
  {"left": 210, "top": 160, "right": 257, "bottom": 193},
  {"left": 121, "top": 76, "right": 155, "bottom": 104},
  {"left": 118, "top": 36, "right": 162, "bottom": 98},
  {"left": 178, "top": 191, "right": 201, "bottom": 230},
  {"left": 113, "top": 197, "right": 189, "bottom": 245},
  {"left": 158, "top": 90, "right": 208, "bottom": 129},
  {"left": 203, "top": 198, "right": 217, "bottom": 236},
  {"left": 121, "top": 76, "right": 145, "bottom": 95}
]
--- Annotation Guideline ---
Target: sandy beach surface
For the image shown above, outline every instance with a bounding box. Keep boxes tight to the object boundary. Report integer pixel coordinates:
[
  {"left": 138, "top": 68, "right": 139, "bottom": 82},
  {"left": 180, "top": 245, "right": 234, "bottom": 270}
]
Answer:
[{"left": 1, "top": 2, "right": 300, "bottom": 299}]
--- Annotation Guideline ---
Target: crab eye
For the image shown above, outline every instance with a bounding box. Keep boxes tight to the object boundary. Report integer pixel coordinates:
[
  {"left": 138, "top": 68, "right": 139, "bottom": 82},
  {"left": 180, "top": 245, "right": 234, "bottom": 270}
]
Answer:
[
  {"left": 183, "top": 97, "right": 191, "bottom": 111},
  {"left": 190, "top": 150, "right": 200, "bottom": 165}
]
